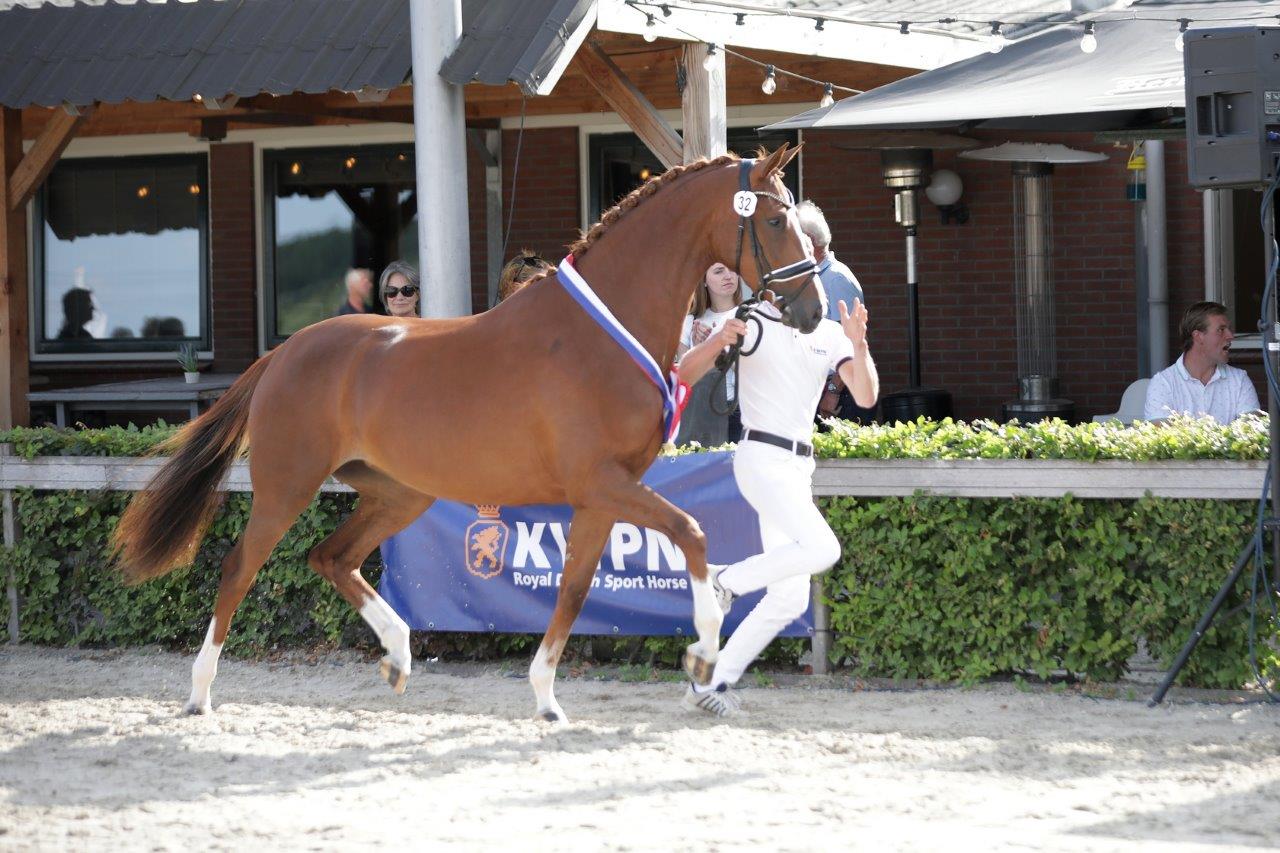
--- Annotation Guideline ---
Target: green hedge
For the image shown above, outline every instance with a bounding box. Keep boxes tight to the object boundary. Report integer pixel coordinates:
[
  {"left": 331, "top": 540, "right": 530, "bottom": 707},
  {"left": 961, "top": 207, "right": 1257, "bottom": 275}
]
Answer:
[{"left": 0, "top": 418, "right": 1276, "bottom": 688}]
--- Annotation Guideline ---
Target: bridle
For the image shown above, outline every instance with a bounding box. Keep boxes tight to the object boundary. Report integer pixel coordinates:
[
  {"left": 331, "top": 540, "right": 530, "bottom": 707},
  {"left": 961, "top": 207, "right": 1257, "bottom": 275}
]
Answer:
[
  {"left": 707, "top": 159, "right": 821, "bottom": 416},
  {"left": 730, "top": 158, "right": 819, "bottom": 325}
]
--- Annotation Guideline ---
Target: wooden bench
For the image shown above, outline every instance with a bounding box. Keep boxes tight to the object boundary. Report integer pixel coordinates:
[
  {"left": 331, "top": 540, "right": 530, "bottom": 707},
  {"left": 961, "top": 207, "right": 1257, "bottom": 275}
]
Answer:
[{"left": 27, "top": 374, "right": 238, "bottom": 427}]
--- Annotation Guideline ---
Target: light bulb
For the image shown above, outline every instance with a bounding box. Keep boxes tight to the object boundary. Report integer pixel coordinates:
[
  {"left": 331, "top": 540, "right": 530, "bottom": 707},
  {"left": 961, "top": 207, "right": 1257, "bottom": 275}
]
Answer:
[
  {"left": 1174, "top": 33, "right": 1184, "bottom": 52},
  {"left": 702, "top": 43, "right": 718, "bottom": 71},
  {"left": 643, "top": 14, "right": 657, "bottom": 42},
  {"left": 761, "top": 66, "right": 777, "bottom": 96},
  {"left": 818, "top": 83, "right": 834, "bottom": 109},
  {"left": 987, "top": 22, "right": 1006, "bottom": 54},
  {"left": 1079, "top": 23, "right": 1097, "bottom": 53}
]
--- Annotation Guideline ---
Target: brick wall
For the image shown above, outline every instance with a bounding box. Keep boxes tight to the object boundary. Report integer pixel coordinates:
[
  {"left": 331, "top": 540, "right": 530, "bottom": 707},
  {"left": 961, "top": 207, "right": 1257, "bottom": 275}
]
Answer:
[
  {"left": 800, "top": 131, "right": 1217, "bottom": 421},
  {"left": 500, "top": 126, "right": 581, "bottom": 269},
  {"left": 208, "top": 142, "right": 257, "bottom": 371}
]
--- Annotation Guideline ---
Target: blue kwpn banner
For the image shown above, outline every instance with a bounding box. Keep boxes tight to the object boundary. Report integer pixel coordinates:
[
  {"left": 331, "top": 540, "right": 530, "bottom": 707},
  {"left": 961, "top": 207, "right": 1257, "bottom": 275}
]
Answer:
[{"left": 379, "top": 451, "right": 813, "bottom": 637}]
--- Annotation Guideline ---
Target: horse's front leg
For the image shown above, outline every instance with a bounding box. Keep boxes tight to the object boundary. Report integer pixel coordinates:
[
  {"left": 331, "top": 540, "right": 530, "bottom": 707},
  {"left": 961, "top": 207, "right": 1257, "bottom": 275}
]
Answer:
[
  {"left": 531, "top": 508, "right": 615, "bottom": 723},
  {"left": 579, "top": 473, "right": 721, "bottom": 686}
]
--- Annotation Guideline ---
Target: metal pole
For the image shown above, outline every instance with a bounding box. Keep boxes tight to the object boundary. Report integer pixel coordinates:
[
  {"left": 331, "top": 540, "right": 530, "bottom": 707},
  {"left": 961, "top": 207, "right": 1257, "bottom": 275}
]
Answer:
[
  {"left": 1266, "top": 191, "right": 1280, "bottom": 589},
  {"left": 1145, "top": 140, "right": 1169, "bottom": 372},
  {"left": 409, "top": 0, "right": 472, "bottom": 318},
  {"left": 3, "top": 443, "right": 16, "bottom": 643},
  {"left": 905, "top": 225, "right": 920, "bottom": 388},
  {"left": 810, "top": 574, "right": 830, "bottom": 676}
]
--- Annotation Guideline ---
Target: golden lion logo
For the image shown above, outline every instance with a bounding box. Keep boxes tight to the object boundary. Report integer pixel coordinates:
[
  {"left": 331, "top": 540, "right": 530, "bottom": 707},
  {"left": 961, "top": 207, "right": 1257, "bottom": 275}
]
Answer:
[{"left": 464, "top": 505, "right": 508, "bottom": 580}]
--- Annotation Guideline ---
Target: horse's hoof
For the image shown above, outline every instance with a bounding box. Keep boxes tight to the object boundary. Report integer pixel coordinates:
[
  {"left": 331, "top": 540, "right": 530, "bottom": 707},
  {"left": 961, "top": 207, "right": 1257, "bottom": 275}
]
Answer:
[
  {"left": 183, "top": 701, "right": 211, "bottom": 716},
  {"left": 380, "top": 657, "right": 409, "bottom": 695},
  {"left": 684, "top": 647, "right": 716, "bottom": 686},
  {"left": 536, "top": 707, "right": 568, "bottom": 724}
]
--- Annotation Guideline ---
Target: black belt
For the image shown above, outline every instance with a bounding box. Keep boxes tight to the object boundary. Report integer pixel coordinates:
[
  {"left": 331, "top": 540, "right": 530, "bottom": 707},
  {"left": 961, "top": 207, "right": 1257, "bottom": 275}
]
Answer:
[{"left": 743, "top": 429, "right": 813, "bottom": 457}]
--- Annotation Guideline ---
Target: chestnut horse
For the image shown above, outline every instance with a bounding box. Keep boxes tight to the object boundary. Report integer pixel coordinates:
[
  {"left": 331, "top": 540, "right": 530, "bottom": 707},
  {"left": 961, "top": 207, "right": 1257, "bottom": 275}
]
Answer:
[{"left": 111, "top": 144, "right": 821, "bottom": 722}]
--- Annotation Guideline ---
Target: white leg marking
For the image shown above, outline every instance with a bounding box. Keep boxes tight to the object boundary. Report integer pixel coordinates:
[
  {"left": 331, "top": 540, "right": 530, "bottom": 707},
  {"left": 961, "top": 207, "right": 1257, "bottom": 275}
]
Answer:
[
  {"left": 359, "top": 595, "right": 411, "bottom": 688},
  {"left": 529, "top": 642, "right": 567, "bottom": 723},
  {"left": 685, "top": 576, "right": 723, "bottom": 680},
  {"left": 184, "top": 619, "right": 222, "bottom": 715}
]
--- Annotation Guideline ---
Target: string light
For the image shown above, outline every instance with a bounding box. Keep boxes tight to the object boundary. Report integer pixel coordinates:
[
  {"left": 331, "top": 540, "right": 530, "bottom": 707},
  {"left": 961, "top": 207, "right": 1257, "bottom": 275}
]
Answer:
[
  {"left": 1079, "top": 21, "right": 1097, "bottom": 53},
  {"left": 761, "top": 64, "right": 777, "bottom": 95},
  {"left": 819, "top": 83, "right": 835, "bottom": 109},
  {"left": 623, "top": 0, "right": 1265, "bottom": 59},
  {"left": 987, "top": 21, "right": 1006, "bottom": 54},
  {"left": 702, "top": 42, "right": 719, "bottom": 71},
  {"left": 734, "top": 12, "right": 745, "bottom": 26},
  {"left": 643, "top": 13, "right": 657, "bottom": 41}
]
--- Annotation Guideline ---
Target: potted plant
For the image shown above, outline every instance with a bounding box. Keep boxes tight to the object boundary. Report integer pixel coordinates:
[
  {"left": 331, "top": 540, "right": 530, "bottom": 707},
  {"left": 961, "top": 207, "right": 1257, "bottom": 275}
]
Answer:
[{"left": 176, "top": 343, "right": 201, "bottom": 383}]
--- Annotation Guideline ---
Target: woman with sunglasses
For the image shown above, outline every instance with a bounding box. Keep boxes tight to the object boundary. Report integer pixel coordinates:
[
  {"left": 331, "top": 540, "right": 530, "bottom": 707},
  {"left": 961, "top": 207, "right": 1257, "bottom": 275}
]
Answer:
[{"left": 379, "top": 261, "right": 420, "bottom": 318}]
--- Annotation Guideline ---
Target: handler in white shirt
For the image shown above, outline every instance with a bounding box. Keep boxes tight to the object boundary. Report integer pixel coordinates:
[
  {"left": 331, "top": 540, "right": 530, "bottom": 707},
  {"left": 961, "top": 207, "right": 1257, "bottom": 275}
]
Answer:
[
  {"left": 1144, "top": 301, "right": 1261, "bottom": 424},
  {"left": 675, "top": 294, "right": 878, "bottom": 717}
]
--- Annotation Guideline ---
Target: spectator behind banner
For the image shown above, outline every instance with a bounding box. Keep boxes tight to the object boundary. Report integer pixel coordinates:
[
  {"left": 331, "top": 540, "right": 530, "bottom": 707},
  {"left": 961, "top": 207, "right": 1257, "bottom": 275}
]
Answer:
[
  {"left": 674, "top": 262, "right": 744, "bottom": 447},
  {"left": 379, "top": 261, "right": 420, "bottom": 318},
  {"left": 1143, "top": 301, "right": 1261, "bottom": 424},
  {"left": 335, "top": 268, "right": 374, "bottom": 316},
  {"left": 796, "top": 200, "right": 874, "bottom": 424},
  {"left": 498, "top": 250, "right": 554, "bottom": 302}
]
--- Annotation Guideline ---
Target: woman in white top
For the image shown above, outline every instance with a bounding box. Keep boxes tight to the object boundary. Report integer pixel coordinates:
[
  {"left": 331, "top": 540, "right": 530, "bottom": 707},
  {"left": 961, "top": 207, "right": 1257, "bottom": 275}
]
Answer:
[{"left": 674, "top": 263, "right": 744, "bottom": 446}]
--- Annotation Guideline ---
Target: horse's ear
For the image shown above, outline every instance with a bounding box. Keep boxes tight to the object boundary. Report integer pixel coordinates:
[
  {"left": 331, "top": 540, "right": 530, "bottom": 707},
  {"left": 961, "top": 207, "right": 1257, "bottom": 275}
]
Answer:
[{"left": 756, "top": 143, "right": 803, "bottom": 178}]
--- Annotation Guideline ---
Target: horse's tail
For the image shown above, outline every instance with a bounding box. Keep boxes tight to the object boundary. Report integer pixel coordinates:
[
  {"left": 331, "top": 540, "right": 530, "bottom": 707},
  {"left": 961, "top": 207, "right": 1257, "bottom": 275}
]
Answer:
[{"left": 111, "top": 351, "right": 276, "bottom": 585}]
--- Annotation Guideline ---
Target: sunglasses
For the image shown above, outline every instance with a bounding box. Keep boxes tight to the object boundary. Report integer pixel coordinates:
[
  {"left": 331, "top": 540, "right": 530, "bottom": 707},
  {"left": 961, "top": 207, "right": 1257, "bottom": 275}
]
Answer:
[{"left": 384, "top": 285, "right": 418, "bottom": 299}]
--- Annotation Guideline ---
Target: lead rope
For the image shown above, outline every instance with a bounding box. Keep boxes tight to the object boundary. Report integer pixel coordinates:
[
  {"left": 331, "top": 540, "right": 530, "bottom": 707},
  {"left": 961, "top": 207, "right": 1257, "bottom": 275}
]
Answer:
[{"left": 709, "top": 299, "right": 763, "bottom": 416}]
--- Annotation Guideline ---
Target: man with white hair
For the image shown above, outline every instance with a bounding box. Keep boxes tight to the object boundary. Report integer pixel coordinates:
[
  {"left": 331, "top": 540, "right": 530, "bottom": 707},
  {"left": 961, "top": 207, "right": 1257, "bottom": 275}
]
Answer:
[
  {"left": 335, "top": 267, "right": 374, "bottom": 316},
  {"left": 796, "top": 200, "right": 863, "bottom": 320},
  {"left": 796, "top": 201, "right": 873, "bottom": 422}
]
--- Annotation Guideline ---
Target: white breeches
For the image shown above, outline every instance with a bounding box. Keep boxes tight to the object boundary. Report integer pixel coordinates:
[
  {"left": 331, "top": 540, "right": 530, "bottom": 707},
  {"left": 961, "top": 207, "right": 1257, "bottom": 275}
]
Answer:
[{"left": 713, "top": 440, "right": 840, "bottom": 687}]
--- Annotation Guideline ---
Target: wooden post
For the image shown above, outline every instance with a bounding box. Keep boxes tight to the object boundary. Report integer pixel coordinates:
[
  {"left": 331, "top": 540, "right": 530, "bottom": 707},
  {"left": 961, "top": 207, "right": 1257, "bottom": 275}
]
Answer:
[
  {"left": 0, "top": 109, "right": 29, "bottom": 429},
  {"left": 681, "top": 44, "right": 727, "bottom": 164},
  {"left": 573, "top": 42, "right": 683, "bottom": 170},
  {"left": 483, "top": 130, "right": 502, "bottom": 308}
]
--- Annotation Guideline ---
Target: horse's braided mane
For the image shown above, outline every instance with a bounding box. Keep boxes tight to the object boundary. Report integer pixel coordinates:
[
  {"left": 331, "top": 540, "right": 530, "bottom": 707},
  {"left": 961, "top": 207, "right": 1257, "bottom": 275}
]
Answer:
[{"left": 568, "top": 152, "right": 742, "bottom": 258}]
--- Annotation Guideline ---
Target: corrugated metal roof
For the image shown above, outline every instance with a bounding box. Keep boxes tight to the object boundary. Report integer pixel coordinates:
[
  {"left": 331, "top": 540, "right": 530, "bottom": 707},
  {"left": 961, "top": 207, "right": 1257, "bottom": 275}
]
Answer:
[
  {"left": 0, "top": 0, "right": 412, "bottom": 108},
  {"left": 441, "top": 0, "right": 596, "bottom": 96}
]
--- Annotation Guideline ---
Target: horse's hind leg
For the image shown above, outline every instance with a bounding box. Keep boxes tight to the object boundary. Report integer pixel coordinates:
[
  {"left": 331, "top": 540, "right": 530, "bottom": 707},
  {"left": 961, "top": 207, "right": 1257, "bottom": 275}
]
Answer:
[
  {"left": 186, "top": 480, "right": 323, "bottom": 714},
  {"left": 310, "top": 462, "right": 433, "bottom": 694},
  {"left": 531, "top": 508, "right": 615, "bottom": 723}
]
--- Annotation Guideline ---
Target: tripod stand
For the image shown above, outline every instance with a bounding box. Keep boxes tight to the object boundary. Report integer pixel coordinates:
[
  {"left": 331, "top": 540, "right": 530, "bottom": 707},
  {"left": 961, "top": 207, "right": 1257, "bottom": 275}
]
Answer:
[{"left": 1150, "top": 178, "right": 1280, "bottom": 705}]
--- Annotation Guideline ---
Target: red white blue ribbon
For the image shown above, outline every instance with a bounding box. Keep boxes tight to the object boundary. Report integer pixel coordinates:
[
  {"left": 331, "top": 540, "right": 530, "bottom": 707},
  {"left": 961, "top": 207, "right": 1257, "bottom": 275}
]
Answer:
[{"left": 557, "top": 255, "right": 690, "bottom": 442}]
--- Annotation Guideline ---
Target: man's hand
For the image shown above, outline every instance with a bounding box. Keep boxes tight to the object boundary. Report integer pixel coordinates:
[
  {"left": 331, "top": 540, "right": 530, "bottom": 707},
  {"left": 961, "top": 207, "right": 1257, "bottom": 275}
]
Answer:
[
  {"left": 713, "top": 317, "right": 747, "bottom": 350},
  {"left": 677, "top": 317, "right": 747, "bottom": 387},
  {"left": 837, "top": 299, "right": 868, "bottom": 353}
]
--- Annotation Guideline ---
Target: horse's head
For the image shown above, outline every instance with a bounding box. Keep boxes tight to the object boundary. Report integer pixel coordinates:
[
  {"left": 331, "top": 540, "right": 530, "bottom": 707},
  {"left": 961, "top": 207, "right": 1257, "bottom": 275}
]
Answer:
[{"left": 720, "top": 144, "right": 823, "bottom": 334}]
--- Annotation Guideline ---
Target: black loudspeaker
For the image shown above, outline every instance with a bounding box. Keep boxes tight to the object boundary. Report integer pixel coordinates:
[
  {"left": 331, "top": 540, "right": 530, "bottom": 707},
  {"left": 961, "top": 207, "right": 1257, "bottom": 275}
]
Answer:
[{"left": 1184, "top": 26, "right": 1280, "bottom": 190}]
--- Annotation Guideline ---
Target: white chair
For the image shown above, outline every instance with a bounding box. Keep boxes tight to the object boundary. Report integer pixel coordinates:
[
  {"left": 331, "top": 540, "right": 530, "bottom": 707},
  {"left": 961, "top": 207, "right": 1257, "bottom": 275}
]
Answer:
[{"left": 1092, "top": 378, "right": 1150, "bottom": 425}]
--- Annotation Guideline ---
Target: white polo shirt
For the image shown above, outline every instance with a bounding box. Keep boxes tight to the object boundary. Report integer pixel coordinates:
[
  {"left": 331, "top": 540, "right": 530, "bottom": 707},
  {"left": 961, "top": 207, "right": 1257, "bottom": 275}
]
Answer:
[
  {"left": 1142, "top": 353, "right": 1261, "bottom": 424},
  {"left": 736, "top": 305, "right": 854, "bottom": 443}
]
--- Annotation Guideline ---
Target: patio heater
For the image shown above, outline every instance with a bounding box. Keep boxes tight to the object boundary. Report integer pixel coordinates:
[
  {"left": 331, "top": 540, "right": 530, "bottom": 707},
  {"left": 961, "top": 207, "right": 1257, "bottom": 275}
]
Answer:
[
  {"left": 960, "top": 143, "right": 1107, "bottom": 423},
  {"left": 838, "top": 134, "right": 978, "bottom": 422}
]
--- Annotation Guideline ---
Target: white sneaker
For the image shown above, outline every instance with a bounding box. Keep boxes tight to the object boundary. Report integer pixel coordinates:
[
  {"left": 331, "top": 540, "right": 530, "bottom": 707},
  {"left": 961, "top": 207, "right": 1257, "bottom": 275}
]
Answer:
[
  {"left": 708, "top": 563, "right": 736, "bottom": 615},
  {"left": 682, "top": 683, "right": 745, "bottom": 718}
]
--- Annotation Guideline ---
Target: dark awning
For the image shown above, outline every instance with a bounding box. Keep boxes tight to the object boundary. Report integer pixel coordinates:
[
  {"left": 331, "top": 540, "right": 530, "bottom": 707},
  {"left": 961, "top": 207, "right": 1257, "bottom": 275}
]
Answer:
[
  {"left": 0, "top": 0, "right": 412, "bottom": 109},
  {"left": 441, "top": 0, "right": 596, "bottom": 96},
  {"left": 0, "top": 0, "right": 597, "bottom": 109},
  {"left": 764, "top": 12, "right": 1246, "bottom": 134}
]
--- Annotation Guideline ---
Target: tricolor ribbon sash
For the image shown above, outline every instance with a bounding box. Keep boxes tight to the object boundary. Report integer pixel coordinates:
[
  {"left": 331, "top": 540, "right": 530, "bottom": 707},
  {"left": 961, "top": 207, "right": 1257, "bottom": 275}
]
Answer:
[{"left": 556, "top": 255, "right": 690, "bottom": 442}]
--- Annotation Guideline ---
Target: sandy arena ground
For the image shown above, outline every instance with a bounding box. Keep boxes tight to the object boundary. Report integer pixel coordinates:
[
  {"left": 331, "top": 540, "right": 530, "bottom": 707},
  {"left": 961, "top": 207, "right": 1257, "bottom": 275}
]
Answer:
[{"left": 1, "top": 645, "right": 1279, "bottom": 851}]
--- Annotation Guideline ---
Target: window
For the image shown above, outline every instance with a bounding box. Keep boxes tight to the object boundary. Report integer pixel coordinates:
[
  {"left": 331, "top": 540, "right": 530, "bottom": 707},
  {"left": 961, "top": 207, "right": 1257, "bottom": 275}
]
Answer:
[
  {"left": 1205, "top": 187, "right": 1266, "bottom": 346},
  {"left": 263, "top": 146, "right": 418, "bottom": 345},
  {"left": 587, "top": 129, "right": 800, "bottom": 224},
  {"left": 34, "top": 154, "right": 209, "bottom": 356}
]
